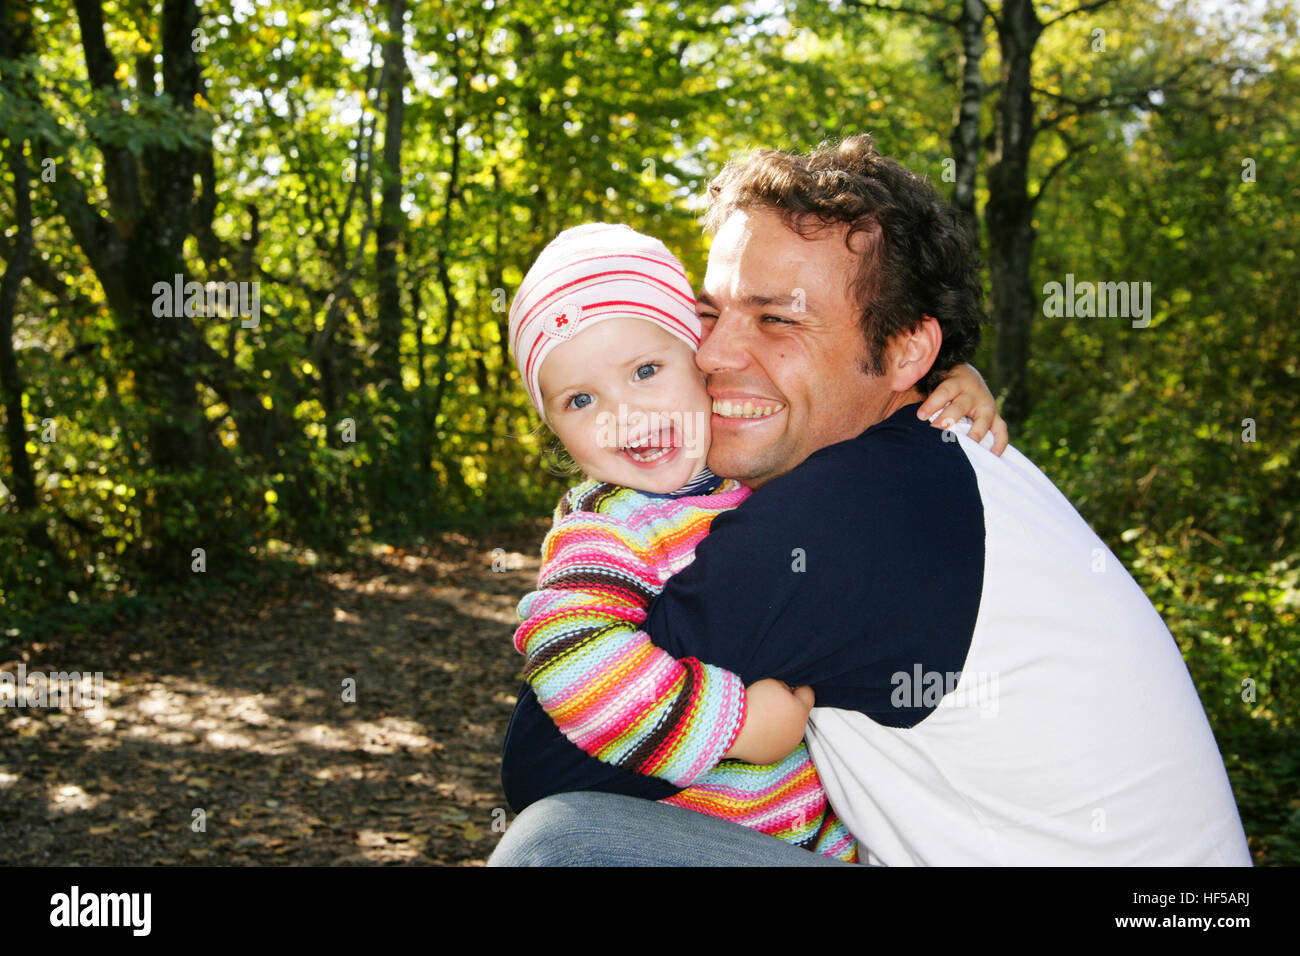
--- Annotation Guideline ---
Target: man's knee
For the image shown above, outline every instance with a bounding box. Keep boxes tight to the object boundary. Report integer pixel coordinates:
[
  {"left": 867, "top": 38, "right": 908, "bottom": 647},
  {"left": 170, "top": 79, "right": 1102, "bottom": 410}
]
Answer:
[{"left": 486, "top": 792, "right": 615, "bottom": 867}]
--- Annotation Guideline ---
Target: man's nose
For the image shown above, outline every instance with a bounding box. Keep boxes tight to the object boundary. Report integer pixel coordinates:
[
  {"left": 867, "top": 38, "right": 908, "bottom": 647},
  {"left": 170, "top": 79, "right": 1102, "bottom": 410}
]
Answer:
[{"left": 695, "top": 311, "right": 749, "bottom": 376}]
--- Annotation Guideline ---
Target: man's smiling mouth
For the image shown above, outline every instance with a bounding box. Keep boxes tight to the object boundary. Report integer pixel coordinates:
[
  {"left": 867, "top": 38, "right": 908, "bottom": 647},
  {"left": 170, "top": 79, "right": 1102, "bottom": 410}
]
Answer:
[{"left": 712, "top": 399, "right": 785, "bottom": 420}]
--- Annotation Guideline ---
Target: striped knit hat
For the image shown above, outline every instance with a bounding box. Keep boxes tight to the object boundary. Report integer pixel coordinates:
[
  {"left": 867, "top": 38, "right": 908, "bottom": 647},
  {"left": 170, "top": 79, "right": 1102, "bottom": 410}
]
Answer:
[{"left": 508, "top": 223, "right": 701, "bottom": 417}]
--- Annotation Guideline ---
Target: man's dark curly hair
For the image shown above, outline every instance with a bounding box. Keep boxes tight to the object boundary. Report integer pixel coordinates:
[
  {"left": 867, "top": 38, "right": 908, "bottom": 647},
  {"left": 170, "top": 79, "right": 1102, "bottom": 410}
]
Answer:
[{"left": 703, "top": 134, "right": 985, "bottom": 395}]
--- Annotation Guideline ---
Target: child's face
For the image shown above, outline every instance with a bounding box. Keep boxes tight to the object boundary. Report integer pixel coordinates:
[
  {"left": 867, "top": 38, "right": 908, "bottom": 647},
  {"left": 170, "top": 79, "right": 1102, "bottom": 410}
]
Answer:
[{"left": 538, "top": 317, "right": 712, "bottom": 494}]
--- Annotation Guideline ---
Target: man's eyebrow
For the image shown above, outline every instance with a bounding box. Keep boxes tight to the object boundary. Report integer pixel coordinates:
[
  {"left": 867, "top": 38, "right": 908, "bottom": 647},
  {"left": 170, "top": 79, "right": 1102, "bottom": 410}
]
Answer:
[{"left": 697, "top": 290, "right": 813, "bottom": 310}]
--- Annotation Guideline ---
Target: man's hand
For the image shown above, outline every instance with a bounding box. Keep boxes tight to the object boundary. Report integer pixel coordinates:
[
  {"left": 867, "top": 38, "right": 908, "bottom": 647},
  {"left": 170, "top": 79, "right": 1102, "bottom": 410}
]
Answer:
[
  {"left": 723, "top": 678, "right": 815, "bottom": 765},
  {"left": 918, "top": 363, "right": 1009, "bottom": 455}
]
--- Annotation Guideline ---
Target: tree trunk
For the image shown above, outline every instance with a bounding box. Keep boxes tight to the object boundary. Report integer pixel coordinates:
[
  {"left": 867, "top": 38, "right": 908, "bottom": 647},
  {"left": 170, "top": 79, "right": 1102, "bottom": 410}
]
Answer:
[
  {"left": 0, "top": 148, "right": 44, "bottom": 518},
  {"left": 1, "top": 4, "right": 60, "bottom": 560},
  {"left": 410, "top": 268, "right": 434, "bottom": 511},
  {"left": 48, "top": 0, "right": 231, "bottom": 575},
  {"left": 374, "top": 0, "right": 406, "bottom": 394},
  {"left": 0, "top": 22, "right": 44, "bottom": 528},
  {"left": 950, "top": 0, "right": 986, "bottom": 237},
  {"left": 985, "top": 0, "right": 1042, "bottom": 427}
]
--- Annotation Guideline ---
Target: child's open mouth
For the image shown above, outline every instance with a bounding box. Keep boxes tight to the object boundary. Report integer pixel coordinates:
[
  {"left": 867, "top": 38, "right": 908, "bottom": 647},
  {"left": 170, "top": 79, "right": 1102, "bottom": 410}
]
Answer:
[{"left": 621, "top": 427, "right": 681, "bottom": 467}]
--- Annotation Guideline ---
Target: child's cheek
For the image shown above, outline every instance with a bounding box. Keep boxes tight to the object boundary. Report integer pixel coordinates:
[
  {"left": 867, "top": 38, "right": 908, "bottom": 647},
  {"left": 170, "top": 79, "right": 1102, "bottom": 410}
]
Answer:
[
  {"left": 689, "top": 428, "right": 711, "bottom": 466},
  {"left": 682, "top": 373, "right": 713, "bottom": 463},
  {"left": 687, "top": 402, "right": 713, "bottom": 465}
]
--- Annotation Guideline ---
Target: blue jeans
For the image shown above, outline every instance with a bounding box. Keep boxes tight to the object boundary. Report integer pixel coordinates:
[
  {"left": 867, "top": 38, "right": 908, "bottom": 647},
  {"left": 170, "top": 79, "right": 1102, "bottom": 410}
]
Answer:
[{"left": 486, "top": 791, "right": 861, "bottom": 867}]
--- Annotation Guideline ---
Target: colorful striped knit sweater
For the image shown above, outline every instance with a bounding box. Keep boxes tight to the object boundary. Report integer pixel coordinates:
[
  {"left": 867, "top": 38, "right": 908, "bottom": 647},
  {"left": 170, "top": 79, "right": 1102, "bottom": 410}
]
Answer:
[{"left": 514, "top": 475, "right": 858, "bottom": 862}]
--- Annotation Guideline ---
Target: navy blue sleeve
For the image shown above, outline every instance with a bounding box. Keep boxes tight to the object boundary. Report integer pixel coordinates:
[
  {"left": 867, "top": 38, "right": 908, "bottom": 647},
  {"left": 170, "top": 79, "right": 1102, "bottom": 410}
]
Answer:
[
  {"left": 500, "top": 684, "right": 680, "bottom": 814},
  {"left": 645, "top": 411, "right": 986, "bottom": 726}
]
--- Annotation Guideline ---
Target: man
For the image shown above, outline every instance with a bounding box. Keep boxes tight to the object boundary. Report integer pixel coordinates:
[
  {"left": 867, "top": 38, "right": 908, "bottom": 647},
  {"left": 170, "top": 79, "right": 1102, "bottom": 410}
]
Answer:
[{"left": 490, "top": 135, "right": 1250, "bottom": 866}]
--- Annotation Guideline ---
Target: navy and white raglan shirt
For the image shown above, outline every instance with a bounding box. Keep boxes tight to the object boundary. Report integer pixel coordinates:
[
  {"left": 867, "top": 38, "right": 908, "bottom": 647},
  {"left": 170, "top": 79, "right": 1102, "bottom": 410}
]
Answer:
[{"left": 500, "top": 403, "right": 1252, "bottom": 865}]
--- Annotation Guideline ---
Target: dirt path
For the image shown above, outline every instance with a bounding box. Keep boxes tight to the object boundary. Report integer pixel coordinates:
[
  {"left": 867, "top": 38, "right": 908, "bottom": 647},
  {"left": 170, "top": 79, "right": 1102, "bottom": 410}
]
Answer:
[{"left": 0, "top": 523, "right": 548, "bottom": 865}]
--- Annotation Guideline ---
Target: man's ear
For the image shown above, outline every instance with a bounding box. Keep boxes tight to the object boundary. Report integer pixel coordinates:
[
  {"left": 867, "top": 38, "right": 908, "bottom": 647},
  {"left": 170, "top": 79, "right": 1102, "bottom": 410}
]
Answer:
[{"left": 888, "top": 315, "right": 942, "bottom": 392}]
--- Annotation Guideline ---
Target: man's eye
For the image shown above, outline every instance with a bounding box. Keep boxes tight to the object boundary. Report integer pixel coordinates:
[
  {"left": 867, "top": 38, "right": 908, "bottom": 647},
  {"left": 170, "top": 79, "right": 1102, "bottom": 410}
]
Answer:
[
  {"left": 567, "top": 392, "right": 593, "bottom": 410},
  {"left": 635, "top": 363, "right": 658, "bottom": 381},
  {"left": 762, "top": 314, "right": 793, "bottom": 324},
  {"left": 697, "top": 312, "right": 718, "bottom": 323}
]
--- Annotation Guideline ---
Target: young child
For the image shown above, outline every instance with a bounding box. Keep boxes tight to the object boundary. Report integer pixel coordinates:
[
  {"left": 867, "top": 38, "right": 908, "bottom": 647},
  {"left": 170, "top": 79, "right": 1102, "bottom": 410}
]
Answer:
[{"left": 505, "top": 222, "right": 1001, "bottom": 862}]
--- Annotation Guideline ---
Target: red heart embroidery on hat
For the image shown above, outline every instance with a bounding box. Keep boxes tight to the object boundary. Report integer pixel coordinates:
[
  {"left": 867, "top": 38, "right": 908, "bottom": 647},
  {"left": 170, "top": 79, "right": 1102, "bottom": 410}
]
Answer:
[{"left": 540, "top": 302, "right": 583, "bottom": 341}]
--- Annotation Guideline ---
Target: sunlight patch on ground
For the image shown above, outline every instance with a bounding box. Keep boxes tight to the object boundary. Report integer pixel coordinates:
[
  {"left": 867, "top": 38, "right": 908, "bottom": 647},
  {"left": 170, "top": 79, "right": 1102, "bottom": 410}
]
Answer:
[
  {"left": 8, "top": 671, "right": 448, "bottom": 761},
  {"left": 204, "top": 729, "right": 257, "bottom": 750},
  {"left": 355, "top": 828, "right": 427, "bottom": 861},
  {"left": 46, "top": 782, "right": 109, "bottom": 815},
  {"left": 294, "top": 717, "right": 438, "bottom": 754}
]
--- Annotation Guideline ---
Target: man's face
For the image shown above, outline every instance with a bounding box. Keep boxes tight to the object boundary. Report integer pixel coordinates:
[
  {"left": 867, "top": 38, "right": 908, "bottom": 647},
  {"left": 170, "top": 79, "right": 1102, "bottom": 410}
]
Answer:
[{"left": 695, "top": 207, "right": 895, "bottom": 488}]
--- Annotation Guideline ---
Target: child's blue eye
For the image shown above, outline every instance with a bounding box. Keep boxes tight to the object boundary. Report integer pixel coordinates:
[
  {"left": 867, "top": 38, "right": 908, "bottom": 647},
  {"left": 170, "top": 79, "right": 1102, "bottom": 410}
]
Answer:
[
  {"left": 635, "top": 363, "right": 658, "bottom": 380},
  {"left": 568, "top": 392, "right": 593, "bottom": 410}
]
